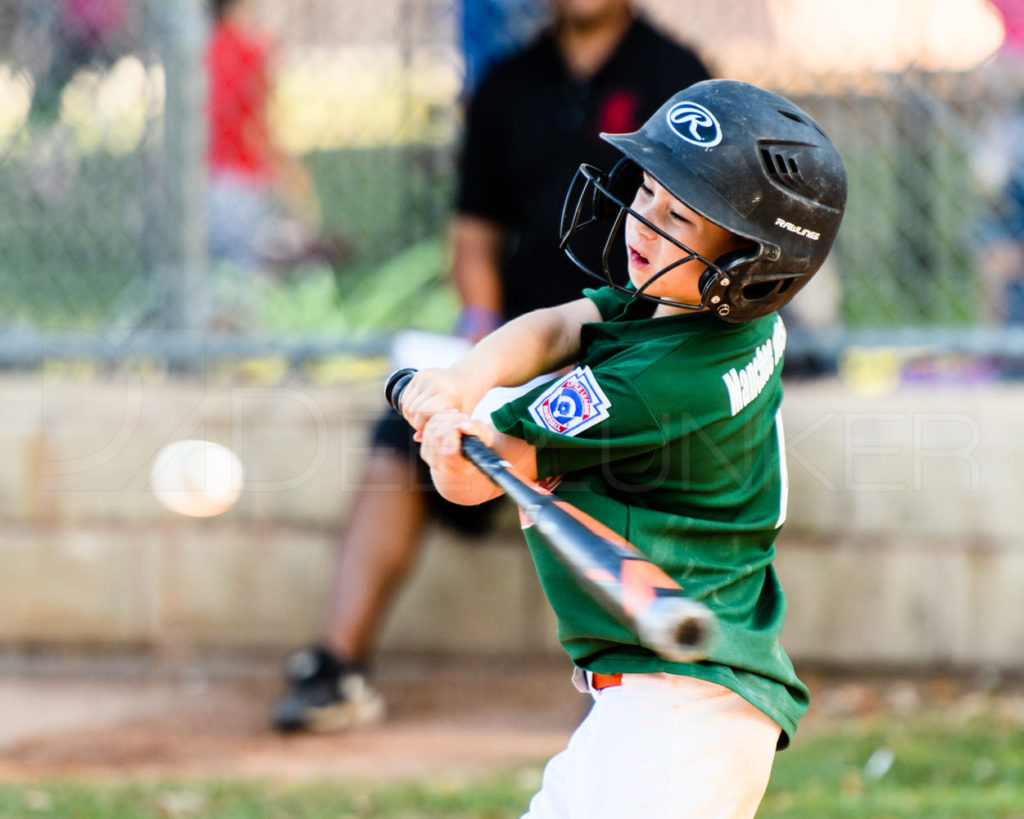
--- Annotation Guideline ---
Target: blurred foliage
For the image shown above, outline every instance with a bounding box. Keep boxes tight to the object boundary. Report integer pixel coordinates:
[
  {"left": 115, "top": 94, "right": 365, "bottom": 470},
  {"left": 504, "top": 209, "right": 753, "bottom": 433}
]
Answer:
[
  {"left": 0, "top": 41, "right": 1010, "bottom": 342},
  {"left": 0, "top": 142, "right": 456, "bottom": 333},
  {"left": 798, "top": 87, "right": 983, "bottom": 328},
  {"left": 0, "top": 142, "right": 146, "bottom": 328},
  {"left": 207, "top": 237, "right": 458, "bottom": 334}
]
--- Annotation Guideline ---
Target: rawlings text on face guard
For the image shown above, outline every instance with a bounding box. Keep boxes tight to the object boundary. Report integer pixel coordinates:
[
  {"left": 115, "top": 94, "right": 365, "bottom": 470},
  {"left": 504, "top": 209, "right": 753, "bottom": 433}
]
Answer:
[{"left": 559, "top": 163, "right": 728, "bottom": 312}]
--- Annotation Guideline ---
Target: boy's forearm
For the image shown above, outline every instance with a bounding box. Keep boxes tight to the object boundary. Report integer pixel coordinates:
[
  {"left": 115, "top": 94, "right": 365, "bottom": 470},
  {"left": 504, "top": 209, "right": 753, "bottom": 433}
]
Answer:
[
  {"left": 450, "top": 298, "right": 598, "bottom": 403},
  {"left": 397, "top": 298, "right": 597, "bottom": 455}
]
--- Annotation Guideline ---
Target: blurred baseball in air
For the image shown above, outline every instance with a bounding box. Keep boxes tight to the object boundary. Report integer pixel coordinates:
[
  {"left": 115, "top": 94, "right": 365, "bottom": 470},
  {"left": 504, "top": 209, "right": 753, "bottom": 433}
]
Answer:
[{"left": 150, "top": 439, "right": 244, "bottom": 517}]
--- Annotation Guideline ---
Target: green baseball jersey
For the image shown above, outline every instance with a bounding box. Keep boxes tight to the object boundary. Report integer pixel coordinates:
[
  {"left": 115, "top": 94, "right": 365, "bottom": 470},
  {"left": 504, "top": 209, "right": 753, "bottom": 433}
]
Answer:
[{"left": 491, "top": 287, "right": 807, "bottom": 747}]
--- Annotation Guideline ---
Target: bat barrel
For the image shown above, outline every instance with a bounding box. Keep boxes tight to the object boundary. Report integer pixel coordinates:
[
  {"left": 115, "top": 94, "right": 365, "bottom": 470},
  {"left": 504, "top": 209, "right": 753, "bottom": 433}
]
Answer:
[{"left": 633, "top": 596, "right": 718, "bottom": 663}]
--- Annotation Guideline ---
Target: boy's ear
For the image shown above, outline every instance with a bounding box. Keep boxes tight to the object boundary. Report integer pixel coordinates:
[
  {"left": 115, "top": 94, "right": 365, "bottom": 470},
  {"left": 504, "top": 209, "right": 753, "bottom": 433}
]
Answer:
[{"left": 594, "top": 158, "right": 643, "bottom": 225}]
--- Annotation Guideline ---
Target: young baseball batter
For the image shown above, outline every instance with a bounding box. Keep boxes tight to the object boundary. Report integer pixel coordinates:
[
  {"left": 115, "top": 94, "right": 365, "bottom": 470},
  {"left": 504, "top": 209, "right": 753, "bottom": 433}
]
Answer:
[{"left": 399, "top": 79, "right": 847, "bottom": 818}]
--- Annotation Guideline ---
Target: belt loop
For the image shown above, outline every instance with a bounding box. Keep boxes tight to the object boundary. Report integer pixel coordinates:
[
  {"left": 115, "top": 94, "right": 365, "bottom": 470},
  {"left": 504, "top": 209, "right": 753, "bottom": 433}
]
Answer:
[{"left": 572, "top": 666, "right": 590, "bottom": 693}]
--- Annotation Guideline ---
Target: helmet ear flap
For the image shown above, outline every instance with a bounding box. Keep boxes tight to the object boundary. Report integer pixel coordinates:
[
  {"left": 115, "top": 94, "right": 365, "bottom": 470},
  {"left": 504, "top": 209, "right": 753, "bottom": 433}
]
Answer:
[
  {"left": 699, "top": 245, "right": 757, "bottom": 293},
  {"left": 699, "top": 245, "right": 761, "bottom": 319},
  {"left": 594, "top": 158, "right": 643, "bottom": 225}
]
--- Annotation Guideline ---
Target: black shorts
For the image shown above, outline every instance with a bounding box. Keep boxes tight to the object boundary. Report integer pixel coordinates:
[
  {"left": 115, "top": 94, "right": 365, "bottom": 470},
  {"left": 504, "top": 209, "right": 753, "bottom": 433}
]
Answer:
[{"left": 371, "top": 412, "right": 505, "bottom": 536}]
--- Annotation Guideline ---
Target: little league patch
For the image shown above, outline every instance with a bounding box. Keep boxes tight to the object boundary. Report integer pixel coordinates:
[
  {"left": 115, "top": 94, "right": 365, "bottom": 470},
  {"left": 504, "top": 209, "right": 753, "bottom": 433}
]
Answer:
[{"left": 528, "top": 366, "right": 612, "bottom": 436}]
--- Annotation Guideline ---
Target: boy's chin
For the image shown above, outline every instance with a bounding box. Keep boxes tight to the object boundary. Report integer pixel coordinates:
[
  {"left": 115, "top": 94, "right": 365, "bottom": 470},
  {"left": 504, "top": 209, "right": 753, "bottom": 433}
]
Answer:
[{"left": 626, "top": 269, "right": 649, "bottom": 290}]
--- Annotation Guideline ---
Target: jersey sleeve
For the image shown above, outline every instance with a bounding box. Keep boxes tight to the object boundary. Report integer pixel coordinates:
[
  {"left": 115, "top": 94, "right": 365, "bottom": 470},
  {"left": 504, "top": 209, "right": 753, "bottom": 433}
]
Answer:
[
  {"left": 582, "top": 286, "right": 632, "bottom": 320},
  {"left": 491, "top": 364, "right": 667, "bottom": 479}
]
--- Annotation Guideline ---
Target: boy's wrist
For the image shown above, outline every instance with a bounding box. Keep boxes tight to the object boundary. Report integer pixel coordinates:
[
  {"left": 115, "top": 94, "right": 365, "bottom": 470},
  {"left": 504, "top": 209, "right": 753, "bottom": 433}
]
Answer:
[{"left": 447, "top": 357, "right": 494, "bottom": 411}]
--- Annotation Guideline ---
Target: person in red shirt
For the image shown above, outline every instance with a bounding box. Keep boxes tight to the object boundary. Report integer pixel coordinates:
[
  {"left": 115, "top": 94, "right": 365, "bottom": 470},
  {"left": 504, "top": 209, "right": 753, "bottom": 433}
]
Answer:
[
  {"left": 207, "top": 0, "right": 274, "bottom": 184},
  {"left": 206, "top": 0, "right": 332, "bottom": 269}
]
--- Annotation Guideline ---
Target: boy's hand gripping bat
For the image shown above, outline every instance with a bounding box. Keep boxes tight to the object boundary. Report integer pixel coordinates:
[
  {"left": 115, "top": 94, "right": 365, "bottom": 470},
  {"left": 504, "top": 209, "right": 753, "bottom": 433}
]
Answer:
[{"left": 385, "top": 367, "right": 717, "bottom": 663}]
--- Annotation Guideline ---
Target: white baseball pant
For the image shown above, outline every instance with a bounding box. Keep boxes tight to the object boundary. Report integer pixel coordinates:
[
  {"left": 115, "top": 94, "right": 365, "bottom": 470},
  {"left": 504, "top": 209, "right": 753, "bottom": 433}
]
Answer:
[{"left": 522, "top": 670, "right": 781, "bottom": 819}]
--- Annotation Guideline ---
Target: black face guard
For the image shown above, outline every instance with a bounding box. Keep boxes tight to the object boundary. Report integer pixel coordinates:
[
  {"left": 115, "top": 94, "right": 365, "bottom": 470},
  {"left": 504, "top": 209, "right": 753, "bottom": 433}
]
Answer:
[{"left": 558, "top": 163, "right": 729, "bottom": 313}]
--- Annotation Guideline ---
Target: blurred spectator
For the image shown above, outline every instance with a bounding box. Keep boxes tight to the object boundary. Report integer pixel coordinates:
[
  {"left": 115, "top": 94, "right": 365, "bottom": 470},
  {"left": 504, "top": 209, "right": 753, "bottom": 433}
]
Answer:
[
  {"left": 989, "top": 0, "right": 1024, "bottom": 55},
  {"left": 206, "top": 0, "right": 348, "bottom": 273},
  {"left": 978, "top": 107, "right": 1024, "bottom": 325},
  {"left": 974, "top": 2, "right": 1024, "bottom": 325},
  {"left": 17, "top": 0, "right": 132, "bottom": 121},
  {"left": 270, "top": 0, "right": 710, "bottom": 734}
]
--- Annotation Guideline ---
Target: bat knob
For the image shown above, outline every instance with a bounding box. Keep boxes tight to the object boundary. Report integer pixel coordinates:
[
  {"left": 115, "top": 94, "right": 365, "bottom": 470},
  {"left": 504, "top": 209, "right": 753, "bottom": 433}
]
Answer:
[{"left": 385, "top": 367, "right": 418, "bottom": 414}]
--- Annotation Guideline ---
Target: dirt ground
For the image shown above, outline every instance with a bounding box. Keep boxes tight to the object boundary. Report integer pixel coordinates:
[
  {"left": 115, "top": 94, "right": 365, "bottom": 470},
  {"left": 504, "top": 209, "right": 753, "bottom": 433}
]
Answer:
[
  {"left": 0, "top": 652, "right": 1019, "bottom": 783},
  {"left": 0, "top": 653, "right": 586, "bottom": 783}
]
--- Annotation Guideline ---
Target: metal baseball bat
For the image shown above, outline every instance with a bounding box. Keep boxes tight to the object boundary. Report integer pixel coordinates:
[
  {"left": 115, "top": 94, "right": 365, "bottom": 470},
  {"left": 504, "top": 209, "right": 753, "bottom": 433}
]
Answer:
[{"left": 385, "top": 367, "right": 717, "bottom": 663}]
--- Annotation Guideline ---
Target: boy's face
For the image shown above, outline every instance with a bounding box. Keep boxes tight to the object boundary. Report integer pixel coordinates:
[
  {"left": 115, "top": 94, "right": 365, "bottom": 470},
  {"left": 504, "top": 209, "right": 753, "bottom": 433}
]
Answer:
[{"left": 624, "top": 173, "right": 744, "bottom": 313}]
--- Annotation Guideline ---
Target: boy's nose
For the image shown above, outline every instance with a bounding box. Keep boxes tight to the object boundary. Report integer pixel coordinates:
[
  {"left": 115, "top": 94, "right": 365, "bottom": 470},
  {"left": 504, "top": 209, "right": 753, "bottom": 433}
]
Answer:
[{"left": 632, "top": 212, "right": 660, "bottom": 240}]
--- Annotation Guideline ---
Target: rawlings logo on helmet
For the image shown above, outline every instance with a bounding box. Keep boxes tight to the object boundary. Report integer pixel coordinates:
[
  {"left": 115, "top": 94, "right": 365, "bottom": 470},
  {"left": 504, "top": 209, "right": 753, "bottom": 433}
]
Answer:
[{"left": 666, "top": 102, "right": 722, "bottom": 147}]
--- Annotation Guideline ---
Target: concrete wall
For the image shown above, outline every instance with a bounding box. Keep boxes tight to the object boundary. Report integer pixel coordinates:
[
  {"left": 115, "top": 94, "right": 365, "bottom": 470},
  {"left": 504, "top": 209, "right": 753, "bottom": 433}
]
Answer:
[
  {"left": 777, "top": 380, "right": 1024, "bottom": 668},
  {"left": 1, "top": 373, "right": 1021, "bottom": 668}
]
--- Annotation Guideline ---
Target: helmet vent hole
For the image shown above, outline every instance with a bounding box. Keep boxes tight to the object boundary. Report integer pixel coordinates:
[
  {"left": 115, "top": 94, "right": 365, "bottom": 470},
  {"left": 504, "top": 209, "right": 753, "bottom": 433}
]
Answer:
[
  {"left": 779, "top": 108, "right": 827, "bottom": 137},
  {"left": 760, "top": 147, "right": 814, "bottom": 197},
  {"left": 742, "top": 277, "right": 796, "bottom": 304},
  {"left": 742, "top": 281, "right": 777, "bottom": 301}
]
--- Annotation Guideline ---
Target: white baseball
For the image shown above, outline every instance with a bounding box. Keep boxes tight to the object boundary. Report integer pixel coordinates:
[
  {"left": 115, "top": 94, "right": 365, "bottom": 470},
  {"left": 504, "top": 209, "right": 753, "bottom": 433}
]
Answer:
[{"left": 150, "top": 439, "right": 244, "bottom": 518}]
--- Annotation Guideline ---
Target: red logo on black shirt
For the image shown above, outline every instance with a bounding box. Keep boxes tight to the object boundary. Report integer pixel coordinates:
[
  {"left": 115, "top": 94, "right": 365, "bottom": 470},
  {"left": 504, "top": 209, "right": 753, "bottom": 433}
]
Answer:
[{"left": 597, "top": 90, "right": 640, "bottom": 135}]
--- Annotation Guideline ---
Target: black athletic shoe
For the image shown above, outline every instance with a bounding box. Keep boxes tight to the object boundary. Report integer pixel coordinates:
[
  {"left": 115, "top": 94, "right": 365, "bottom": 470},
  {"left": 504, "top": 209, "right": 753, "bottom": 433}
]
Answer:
[{"left": 270, "top": 645, "right": 386, "bottom": 733}]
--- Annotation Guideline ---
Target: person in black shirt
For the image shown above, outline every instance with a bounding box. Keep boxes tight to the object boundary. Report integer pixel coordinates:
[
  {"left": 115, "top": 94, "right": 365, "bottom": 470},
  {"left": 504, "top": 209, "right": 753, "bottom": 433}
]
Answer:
[
  {"left": 271, "top": 0, "right": 710, "bottom": 734},
  {"left": 454, "top": 8, "right": 710, "bottom": 323}
]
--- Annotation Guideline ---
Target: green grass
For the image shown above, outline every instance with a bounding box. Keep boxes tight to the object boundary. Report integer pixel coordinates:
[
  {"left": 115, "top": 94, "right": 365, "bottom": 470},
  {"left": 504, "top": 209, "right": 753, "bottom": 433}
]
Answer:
[
  {"left": 760, "top": 710, "right": 1024, "bottom": 818},
  {"left": 0, "top": 772, "right": 537, "bottom": 818},
  {"left": 2, "top": 708, "right": 1023, "bottom": 818}
]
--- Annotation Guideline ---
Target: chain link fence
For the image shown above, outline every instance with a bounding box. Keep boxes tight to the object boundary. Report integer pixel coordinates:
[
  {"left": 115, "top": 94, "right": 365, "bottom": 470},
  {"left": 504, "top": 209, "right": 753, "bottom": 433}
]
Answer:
[{"left": 1, "top": 0, "right": 1022, "bottom": 374}]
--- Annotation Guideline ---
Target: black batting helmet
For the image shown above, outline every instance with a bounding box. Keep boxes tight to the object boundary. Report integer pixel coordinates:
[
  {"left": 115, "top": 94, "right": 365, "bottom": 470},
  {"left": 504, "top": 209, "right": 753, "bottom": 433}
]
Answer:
[{"left": 559, "top": 79, "right": 847, "bottom": 322}]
